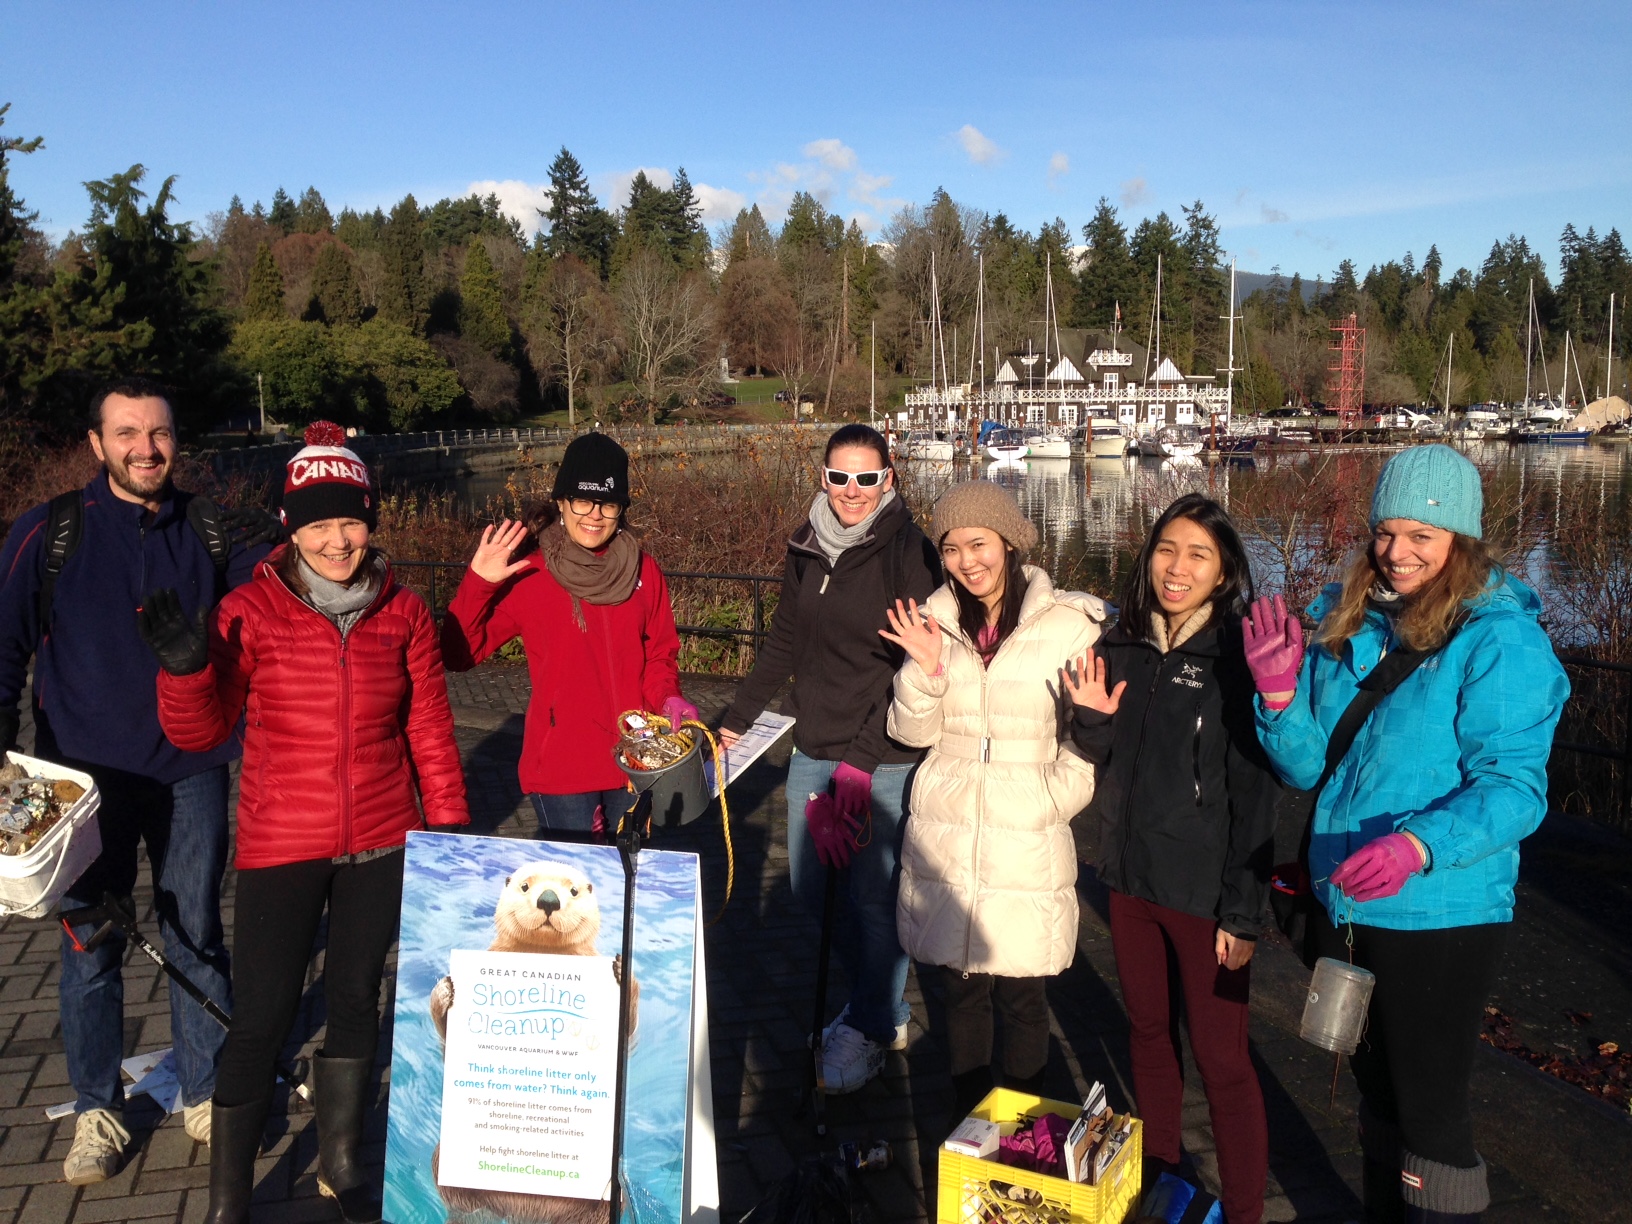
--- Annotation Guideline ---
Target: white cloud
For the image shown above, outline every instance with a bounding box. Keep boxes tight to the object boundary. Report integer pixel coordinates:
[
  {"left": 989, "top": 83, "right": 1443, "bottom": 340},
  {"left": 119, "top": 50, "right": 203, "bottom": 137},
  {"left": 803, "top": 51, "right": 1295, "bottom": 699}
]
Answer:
[
  {"left": 466, "top": 179, "right": 552, "bottom": 229},
  {"left": 803, "top": 138, "right": 857, "bottom": 171},
  {"left": 1119, "top": 176, "right": 1152, "bottom": 207},
  {"left": 956, "top": 124, "right": 1004, "bottom": 166},
  {"left": 693, "top": 183, "right": 747, "bottom": 224},
  {"left": 1047, "top": 152, "right": 1070, "bottom": 189}
]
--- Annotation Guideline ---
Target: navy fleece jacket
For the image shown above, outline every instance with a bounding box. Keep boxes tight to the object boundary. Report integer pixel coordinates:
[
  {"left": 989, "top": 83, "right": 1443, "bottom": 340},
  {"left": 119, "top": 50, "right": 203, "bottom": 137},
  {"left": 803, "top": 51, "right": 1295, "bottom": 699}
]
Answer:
[{"left": 0, "top": 471, "right": 267, "bottom": 783}]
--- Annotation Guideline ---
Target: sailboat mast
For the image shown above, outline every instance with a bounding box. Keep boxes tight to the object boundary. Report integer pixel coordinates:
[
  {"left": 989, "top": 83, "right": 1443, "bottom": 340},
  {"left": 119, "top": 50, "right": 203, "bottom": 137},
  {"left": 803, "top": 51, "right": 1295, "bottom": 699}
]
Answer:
[
  {"left": 1524, "top": 278, "right": 1534, "bottom": 408},
  {"left": 978, "top": 252, "right": 986, "bottom": 396},
  {"left": 870, "top": 318, "right": 876, "bottom": 424},
  {"left": 1224, "top": 260, "right": 1237, "bottom": 424},
  {"left": 1445, "top": 333, "right": 1453, "bottom": 415},
  {"left": 1608, "top": 293, "right": 1618, "bottom": 400}
]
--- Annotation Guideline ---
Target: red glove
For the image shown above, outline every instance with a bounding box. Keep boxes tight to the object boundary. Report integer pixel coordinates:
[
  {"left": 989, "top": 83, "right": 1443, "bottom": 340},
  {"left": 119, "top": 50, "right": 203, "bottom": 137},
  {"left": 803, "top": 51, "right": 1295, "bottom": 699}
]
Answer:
[
  {"left": 661, "top": 695, "right": 700, "bottom": 730},
  {"left": 804, "top": 792, "right": 859, "bottom": 869},
  {"left": 1330, "top": 833, "right": 1426, "bottom": 902},
  {"left": 1242, "top": 594, "right": 1305, "bottom": 704},
  {"left": 832, "top": 761, "right": 873, "bottom": 825}
]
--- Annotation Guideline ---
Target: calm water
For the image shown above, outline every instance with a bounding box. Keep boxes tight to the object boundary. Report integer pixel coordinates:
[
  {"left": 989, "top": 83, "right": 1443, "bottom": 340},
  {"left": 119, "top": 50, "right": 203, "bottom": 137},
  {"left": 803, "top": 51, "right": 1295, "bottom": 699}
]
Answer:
[{"left": 450, "top": 440, "right": 1631, "bottom": 595}]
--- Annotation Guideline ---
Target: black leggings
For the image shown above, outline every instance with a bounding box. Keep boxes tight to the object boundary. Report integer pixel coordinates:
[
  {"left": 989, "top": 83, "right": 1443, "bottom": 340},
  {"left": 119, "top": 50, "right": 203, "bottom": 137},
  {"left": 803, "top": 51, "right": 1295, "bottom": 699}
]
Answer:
[
  {"left": 213, "top": 851, "right": 405, "bottom": 1107},
  {"left": 942, "top": 970, "right": 1051, "bottom": 1081},
  {"left": 1310, "top": 907, "right": 1505, "bottom": 1167}
]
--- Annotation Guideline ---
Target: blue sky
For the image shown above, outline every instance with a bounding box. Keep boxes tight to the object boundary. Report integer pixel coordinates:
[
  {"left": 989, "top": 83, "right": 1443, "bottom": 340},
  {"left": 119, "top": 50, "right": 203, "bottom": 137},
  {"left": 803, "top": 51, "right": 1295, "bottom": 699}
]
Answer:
[{"left": 4, "top": 0, "right": 1628, "bottom": 281}]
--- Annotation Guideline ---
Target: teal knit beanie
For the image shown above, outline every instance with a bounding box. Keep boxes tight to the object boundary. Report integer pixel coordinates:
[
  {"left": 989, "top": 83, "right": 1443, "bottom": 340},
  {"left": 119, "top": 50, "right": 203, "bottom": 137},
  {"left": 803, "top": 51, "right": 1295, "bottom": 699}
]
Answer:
[{"left": 1370, "top": 444, "right": 1483, "bottom": 539}]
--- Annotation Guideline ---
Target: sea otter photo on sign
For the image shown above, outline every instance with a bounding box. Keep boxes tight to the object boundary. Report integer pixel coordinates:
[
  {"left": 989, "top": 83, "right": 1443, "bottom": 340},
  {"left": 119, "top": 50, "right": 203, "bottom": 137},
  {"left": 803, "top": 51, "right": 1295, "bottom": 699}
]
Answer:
[{"left": 382, "top": 832, "right": 706, "bottom": 1224}]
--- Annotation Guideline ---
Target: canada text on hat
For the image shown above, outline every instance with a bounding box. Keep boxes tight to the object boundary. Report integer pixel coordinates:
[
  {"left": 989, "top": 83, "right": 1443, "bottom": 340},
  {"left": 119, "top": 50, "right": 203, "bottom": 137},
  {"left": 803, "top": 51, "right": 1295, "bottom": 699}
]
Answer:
[{"left": 289, "top": 454, "right": 369, "bottom": 487}]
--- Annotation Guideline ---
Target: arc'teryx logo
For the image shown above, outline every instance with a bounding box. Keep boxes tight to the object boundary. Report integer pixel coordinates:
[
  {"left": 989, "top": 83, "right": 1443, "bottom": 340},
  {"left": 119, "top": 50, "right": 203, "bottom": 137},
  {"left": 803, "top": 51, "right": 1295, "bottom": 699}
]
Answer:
[{"left": 1173, "top": 661, "right": 1205, "bottom": 690}]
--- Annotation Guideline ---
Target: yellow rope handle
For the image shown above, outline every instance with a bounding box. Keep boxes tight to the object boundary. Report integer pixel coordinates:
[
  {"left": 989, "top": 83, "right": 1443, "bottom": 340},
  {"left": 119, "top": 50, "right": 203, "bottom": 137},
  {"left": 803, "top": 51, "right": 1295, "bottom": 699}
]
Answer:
[{"left": 614, "top": 710, "right": 735, "bottom": 926}]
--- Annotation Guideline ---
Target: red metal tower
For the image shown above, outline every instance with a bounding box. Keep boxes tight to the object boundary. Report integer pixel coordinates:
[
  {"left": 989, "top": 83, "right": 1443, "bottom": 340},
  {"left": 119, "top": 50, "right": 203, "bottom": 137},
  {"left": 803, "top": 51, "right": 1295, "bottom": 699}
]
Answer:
[{"left": 1329, "top": 313, "right": 1366, "bottom": 429}]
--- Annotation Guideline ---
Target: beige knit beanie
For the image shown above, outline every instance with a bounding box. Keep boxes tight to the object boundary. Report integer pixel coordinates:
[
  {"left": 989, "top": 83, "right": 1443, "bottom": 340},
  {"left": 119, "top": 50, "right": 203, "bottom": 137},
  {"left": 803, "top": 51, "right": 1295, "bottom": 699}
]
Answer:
[{"left": 930, "top": 481, "right": 1039, "bottom": 553}]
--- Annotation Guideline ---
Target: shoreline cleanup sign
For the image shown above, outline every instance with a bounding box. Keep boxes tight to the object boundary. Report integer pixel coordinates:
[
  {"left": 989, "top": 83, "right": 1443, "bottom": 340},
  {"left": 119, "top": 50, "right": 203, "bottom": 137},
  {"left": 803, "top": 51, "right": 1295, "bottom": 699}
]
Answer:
[{"left": 436, "top": 949, "right": 619, "bottom": 1199}]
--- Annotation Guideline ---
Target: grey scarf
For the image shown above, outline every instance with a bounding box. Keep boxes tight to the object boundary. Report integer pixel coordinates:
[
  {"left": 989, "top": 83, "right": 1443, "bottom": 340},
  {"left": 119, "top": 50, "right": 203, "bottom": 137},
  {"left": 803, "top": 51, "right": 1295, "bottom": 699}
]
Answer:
[
  {"left": 299, "top": 555, "right": 382, "bottom": 639},
  {"left": 807, "top": 489, "right": 896, "bottom": 565}
]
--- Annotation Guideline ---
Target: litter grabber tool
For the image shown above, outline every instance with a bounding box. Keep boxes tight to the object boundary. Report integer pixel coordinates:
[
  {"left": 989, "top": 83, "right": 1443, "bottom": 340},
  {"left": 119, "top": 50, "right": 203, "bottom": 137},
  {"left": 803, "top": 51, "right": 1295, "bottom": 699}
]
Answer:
[
  {"left": 799, "top": 786, "right": 841, "bottom": 1136},
  {"left": 60, "top": 892, "right": 312, "bottom": 1102},
  {"left": 608, "top": 787, "right": 654, "bottom": 1224}
]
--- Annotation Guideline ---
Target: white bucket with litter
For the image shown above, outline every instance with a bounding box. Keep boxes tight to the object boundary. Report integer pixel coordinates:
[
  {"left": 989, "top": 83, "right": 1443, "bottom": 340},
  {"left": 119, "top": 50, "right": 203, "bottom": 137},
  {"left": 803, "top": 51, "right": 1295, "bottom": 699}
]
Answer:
[
  {"left": 0, "top": 752, "right": 102, "bottom": 919},
  {"left": 1299, "top": 956, "right": 1376, "bottom": 1054}
]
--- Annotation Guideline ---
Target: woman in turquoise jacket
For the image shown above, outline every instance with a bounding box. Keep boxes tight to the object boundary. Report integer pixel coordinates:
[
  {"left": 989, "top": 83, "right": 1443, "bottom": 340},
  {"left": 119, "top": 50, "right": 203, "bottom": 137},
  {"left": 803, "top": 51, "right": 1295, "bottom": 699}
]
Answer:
[{"left": 1243, "top": 446, "right": 1567, "bottom": 1224}]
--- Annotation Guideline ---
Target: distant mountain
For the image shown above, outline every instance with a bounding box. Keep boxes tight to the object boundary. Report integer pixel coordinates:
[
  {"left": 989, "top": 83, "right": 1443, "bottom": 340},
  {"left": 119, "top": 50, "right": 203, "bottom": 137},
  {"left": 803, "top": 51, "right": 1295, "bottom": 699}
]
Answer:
[{"left": 1233, "top": 270, "right": 1319, "bottom": 304}]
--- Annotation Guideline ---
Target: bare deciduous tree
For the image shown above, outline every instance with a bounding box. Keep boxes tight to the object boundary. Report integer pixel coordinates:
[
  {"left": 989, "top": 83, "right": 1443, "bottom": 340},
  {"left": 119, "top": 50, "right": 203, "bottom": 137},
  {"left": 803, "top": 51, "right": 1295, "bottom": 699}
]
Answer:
[
  {"left": 525, "top": 254, "right": 616, "bottom": 426},
  {"left": 617, "top": 247, "right": 714, "bottom": 423}
]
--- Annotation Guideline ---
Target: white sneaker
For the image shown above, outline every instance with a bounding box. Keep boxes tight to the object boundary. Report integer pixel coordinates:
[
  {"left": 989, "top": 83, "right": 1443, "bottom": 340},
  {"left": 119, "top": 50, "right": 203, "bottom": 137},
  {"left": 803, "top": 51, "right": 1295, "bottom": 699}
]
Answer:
[
  {"left": 820, "top": 1023, "right": 885, "bottom": 1094},
  {"left": 183, "top": 1100, "right": 211, "bottom": 1145},
  {"left": 822, "top": 1004, "right": 909, "bottom": 1051},
  {"left": 63, "top": 1108, "right": 130, "bottom": 1185}
]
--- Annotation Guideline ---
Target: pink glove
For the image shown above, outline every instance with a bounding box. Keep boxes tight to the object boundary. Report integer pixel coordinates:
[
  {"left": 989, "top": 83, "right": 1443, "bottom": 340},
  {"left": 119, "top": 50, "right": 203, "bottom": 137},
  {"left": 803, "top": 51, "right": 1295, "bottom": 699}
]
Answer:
[
  {"left": 832, "top": 761, "right": 873, "bottom": 825},
  {"left": 1242, "top": 594, "right": 1305, "bottom": 701},
  {"left": 1330, "top": 833, "right": 1426, "bottom": 902},
  {"left": 804, "top": 792, "right": 859, "bottom": 869},
  {"left": 661, "top": 695, "right": 700, "bottom": 730}
]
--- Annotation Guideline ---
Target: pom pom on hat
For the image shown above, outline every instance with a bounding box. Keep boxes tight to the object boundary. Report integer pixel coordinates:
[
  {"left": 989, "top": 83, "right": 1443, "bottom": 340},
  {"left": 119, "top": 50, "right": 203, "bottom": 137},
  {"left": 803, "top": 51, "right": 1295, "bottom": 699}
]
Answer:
[
  {"left": 280, "top": 420, "right": 375, "bottom": 533},
  {"left": 303, "top": 420, "right": 347, "bottom": 448}
]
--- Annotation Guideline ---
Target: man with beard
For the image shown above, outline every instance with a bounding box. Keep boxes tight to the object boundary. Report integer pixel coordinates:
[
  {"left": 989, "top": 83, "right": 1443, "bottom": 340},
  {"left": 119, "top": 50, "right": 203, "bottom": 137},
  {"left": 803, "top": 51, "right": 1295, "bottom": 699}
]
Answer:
[{"left": 0, "top": 378, "right": 277, "bottom": 1184}]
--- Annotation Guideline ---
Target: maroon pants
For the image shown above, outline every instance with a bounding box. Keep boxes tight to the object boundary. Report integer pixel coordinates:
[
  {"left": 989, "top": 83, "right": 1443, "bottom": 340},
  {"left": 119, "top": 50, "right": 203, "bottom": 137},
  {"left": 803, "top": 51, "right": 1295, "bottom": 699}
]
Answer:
[{"left": 1109, "top": 891, "right": 1267, "bottom": 1224}]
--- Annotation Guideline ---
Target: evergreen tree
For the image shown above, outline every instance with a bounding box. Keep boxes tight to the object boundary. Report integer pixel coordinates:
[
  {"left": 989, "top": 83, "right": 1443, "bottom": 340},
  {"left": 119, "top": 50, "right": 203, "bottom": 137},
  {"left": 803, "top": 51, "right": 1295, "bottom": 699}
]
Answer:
[
  {"left": 294, "top": 186, "right": 333, "bottom": 234},
  {"left": 304, "top": 241, "right": 363, "bottom": 325},
  {"left": 242, "top": 241, "right": 286, "bottom": 321},
  {"left": 668, "top": 168, "right": 710, "bottom": 269},
  {"left": 544, "top": 147, "right": 615, "bottom": 277},
  {"left": 458, "top": 239, "right": 511, "bottom": 357},
  {"left": 1072, "top": 198, "right": 1137, "bottom": 328},
  {"left": 423, "top": 193, "right": 525, "bottom": 250},
  {"left": 377, "top": 194, "right": 427, "bottom": 333},
  {"left": 723, "top": 205, "right": 775, "bottom": 266},
  {"left": 268, "top": 187, "right": 297, "bottom": 233},
  {"left": 1423, "top": 245, "right": 1443, "bottom": 288},
  {"left": 335, "top": 206, "right": 386, "bottom": 250},
  {"left": 0, "top": 103, "right": 46, "bottom": 416}
]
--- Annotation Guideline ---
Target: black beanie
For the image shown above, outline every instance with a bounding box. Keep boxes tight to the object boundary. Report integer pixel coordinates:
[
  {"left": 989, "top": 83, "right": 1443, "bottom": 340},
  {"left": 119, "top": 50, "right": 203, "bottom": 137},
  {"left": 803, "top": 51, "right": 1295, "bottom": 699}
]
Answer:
[{"left": 552, "top": 433, "right": 630, "bottom": 505}]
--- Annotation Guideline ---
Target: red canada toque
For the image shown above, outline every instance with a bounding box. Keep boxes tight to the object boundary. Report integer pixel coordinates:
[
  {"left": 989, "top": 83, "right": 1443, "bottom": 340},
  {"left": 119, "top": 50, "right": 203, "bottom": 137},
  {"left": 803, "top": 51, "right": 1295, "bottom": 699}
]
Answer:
[{"left": 279, "top": 421, "right": 376, "bottom": 532}]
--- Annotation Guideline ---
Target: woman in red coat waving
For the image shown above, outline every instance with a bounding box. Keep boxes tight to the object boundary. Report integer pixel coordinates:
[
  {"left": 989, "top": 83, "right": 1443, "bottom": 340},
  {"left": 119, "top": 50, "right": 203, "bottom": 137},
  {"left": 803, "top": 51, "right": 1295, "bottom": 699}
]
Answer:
[
  {"left": 441, "top": 432, "right": 693, "bottom": 840},
  {"left": 141, "top": 423, "right": 469, "bottom": 1224}
]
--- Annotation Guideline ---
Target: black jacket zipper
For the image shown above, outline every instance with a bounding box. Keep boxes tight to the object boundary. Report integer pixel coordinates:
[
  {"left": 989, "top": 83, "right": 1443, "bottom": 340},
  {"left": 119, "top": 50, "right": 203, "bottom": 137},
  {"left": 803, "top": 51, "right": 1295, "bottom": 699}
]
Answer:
[{"left": 1191, "top": 705, "right": 1204, "bottom": 806}]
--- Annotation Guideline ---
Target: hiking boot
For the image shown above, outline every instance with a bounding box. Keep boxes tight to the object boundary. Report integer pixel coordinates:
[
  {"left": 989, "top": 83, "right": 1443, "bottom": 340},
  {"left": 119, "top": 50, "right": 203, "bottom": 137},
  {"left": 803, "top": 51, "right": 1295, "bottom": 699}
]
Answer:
[
  {"left": 821, "top": 1004, "right": 909, "bottom": 1051},
  {"left": 63, "top": 1108, "right": 130, "bottom": 1185},
  {"left": 820, "top": 1023, "right": 884, "bottom": 1094},
  {"left": 184, "top": 1100, "right": 212, "bottom": 1145}
]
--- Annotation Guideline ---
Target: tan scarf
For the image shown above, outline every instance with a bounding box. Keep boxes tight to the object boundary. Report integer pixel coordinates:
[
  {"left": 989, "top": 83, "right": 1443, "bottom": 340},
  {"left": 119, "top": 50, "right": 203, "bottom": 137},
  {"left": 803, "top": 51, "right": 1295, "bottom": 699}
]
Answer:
[
  {"left": 1150, "top": 603, "right": 1214, "bottom": 654},
  {"left": 539, "top": 521, "right": 642, "bottom": 630}
]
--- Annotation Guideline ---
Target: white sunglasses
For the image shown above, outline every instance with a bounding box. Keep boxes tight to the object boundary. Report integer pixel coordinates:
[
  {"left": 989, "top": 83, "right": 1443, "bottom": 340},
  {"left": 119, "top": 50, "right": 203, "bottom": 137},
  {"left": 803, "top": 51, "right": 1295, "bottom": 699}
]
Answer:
[{"left": 824, "top": 467, "right": 890, "bottom": 488}]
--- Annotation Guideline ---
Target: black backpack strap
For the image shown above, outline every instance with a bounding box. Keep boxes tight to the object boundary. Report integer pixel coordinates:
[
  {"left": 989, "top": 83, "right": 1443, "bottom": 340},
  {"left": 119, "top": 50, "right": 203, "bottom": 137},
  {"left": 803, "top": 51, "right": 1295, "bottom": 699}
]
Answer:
[
  {"left": 38, "top": 491, "right": 84, "bottom": 631},
  {"left": 184, "top": 495, "right": 232, "bottom": 600},
  {"left": 1295, "top": 611, "right": 1471, "bottom": 864}
]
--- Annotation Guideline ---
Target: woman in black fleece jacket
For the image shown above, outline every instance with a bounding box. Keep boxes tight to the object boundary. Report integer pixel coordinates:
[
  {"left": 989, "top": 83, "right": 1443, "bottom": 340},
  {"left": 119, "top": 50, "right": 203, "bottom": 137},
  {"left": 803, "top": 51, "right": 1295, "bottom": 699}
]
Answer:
[
  {"left": 721, "top": 425, "right": 939, "bottom": 1093},
  {"left": 1064, "top": 494, "right": 1279, "bottom": 1224}
]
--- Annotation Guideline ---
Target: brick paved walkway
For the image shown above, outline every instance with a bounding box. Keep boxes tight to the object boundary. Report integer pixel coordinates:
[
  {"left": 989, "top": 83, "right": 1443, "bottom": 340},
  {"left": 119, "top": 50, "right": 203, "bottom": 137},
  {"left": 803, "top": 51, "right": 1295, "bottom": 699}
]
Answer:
[{"left": 0, "top": 663, "right": 1626, "bottom": 1222}]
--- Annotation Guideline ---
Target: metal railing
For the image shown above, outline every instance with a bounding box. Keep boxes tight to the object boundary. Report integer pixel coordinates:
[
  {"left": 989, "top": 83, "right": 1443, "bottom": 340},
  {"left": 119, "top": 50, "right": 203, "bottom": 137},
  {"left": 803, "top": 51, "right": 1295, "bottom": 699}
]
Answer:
[
  {"left": 390, "top": 560, "right": 783, "bottom": 658},
  {"left": 1551, "top": 654, "right": 1632, "bottom": 826}
]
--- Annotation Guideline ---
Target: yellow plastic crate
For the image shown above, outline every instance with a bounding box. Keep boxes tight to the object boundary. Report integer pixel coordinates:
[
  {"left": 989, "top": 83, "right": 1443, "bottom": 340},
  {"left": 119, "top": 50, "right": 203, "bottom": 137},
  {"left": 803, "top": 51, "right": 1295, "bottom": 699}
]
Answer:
[{"left": 937, "top": 1088, "right": 1143, "bottom": 1224}]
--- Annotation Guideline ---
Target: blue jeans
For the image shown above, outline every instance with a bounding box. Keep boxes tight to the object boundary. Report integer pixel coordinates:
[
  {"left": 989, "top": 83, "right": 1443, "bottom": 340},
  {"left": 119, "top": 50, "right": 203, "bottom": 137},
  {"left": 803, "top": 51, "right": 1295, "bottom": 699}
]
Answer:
[
  {"left": 59, "top": 765, "right": 231, "bottom": 1113},
  {"left": 529, "top": 789, "right": 639, "bottom": 843},
  {"left": 786, "top": 749, "right": 913, "bottom": 1045}
]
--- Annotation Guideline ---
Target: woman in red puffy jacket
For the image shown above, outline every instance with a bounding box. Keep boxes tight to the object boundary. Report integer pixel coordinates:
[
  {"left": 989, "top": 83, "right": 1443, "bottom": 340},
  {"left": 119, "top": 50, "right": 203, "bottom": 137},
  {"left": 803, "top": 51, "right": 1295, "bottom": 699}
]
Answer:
[
  {"left": 141, "top": 423, "right": 468, "bottom": 1224},
  {"left": 441, "top": 432, "right": 693, "bottom": 840}
]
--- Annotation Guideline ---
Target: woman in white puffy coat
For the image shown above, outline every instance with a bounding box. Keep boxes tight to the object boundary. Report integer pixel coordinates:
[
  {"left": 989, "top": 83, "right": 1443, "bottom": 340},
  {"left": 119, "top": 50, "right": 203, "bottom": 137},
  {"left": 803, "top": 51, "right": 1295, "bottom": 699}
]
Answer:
[{"left": 882, "top": 480, "right": 1107, "bottom": 1113}]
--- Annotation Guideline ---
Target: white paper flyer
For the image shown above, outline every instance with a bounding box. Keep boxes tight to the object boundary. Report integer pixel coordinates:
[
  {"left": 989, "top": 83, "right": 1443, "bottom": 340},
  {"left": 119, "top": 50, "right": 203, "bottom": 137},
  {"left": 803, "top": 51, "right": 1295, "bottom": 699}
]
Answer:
[
  {"left": 435, "top": 949, "right": 620, "bottom": 1200},
  {"left": 703, "top": 711, "right": 794, "bottom": 797}
]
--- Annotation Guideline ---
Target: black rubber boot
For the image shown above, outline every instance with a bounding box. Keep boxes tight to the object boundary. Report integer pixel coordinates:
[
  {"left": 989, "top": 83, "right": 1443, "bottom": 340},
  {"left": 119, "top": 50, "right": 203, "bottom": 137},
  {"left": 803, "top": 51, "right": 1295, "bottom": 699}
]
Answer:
[
  {"left": 951, "top": 1066, "right": 995, "bottom": 1120},
  {"left": 203, "top": 1099, "right": 268, "bottom": 1224},
  {"left": 313, "top": 1054, "right": 383, "bottom": 1223},
  {"left": 1400, "top": 1150, "right": 1487, "bottom": 1224},
  {"left": 1364, "top": 1158, "right": 1406, "bottom": 1224}
]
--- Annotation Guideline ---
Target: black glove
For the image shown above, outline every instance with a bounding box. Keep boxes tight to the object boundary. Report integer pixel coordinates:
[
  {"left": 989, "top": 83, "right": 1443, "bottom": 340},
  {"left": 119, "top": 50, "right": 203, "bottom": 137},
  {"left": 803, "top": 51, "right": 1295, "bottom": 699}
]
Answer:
[
  {"left": 219, "top": 505, "right": 286, "bottom": 549},
  {"left": 0, "top": 710, "right": 17, "bottom": 754},
  {"left": 137, "top": 589, "right": 211, "bottom": 676}
]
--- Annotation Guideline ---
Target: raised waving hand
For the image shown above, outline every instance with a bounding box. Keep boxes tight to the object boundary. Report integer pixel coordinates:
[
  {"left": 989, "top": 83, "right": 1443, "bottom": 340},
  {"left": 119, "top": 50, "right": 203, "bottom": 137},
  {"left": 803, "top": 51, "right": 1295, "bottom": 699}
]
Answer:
[
  {"left": 469, "top": 519, "right": 531, "bottom": 585},
  {"left": 879, "top": 598, "right": 944, "bottom": 675},
  {"left": 1061, "top": 648, "right": 1126, "bottom": 716}
]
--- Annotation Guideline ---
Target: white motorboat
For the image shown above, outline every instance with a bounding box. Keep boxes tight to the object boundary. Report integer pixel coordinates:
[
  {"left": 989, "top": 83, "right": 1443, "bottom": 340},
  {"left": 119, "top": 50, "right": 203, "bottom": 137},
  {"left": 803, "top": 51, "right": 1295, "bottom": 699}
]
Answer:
[
  {"left": 984, "top": 427, "right": 1029, "bottom": 462},
  {"left": 898, "top": 429, "right": 955, "bottom": 461},
  {"left": 1089, "top": 421, "right": 1131, "bottom": 457},
  {"left": 1137, "top": 425, "right": 1204, "bottom": 459},
  {"left": 1023, "top": 431, "right": 1072, "bottom": 459}
]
